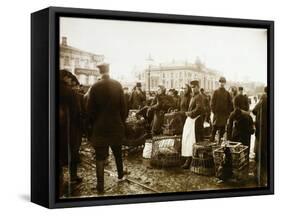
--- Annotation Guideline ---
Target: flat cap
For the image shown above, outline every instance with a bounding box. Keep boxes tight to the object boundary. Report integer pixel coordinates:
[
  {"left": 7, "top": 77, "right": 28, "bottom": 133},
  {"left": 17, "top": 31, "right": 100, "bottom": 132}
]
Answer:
[
  {"left": 219, "top": 76, "right": 226, "bottom": 83},
  {"left": 97, "top": 63, "right": 110, "bottom": 74},
  {"left": 190, "top": 80, "right": 199, "bottom": 86}
]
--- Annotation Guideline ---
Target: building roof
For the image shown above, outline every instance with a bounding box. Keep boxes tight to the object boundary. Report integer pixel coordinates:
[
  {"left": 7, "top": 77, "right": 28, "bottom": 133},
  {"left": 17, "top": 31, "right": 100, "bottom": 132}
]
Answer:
[
  {"left": 60, "top": 44, "right": 104, "bottom": 61},
  {"left": 74, "top": 67, "right": 99, "bottom": 76},
  {"left": 145, "top": 62, "right": 220, "bottom": 77}
]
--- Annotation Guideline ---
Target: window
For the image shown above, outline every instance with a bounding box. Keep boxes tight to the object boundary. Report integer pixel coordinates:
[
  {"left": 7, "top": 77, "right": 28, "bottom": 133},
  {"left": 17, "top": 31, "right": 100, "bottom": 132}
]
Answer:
[
  {"left": 75, "top": 58, "right": 80, "bottom": 67},
  {"left": 64, "top": 56, "right": 70, "bottom": 66},
  {"left": 85, "top": 59, "right": 89, "bottom": 68}
]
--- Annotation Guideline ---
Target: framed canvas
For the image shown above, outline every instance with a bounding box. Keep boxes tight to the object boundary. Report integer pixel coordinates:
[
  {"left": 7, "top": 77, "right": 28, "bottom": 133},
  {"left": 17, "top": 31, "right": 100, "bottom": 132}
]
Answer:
[{"left": 31, "top": 6, "right": 274, "bottom": 208}]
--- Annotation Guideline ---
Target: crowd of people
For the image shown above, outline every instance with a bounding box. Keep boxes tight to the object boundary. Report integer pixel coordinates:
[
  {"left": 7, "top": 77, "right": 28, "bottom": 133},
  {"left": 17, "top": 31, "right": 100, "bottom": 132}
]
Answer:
[{"left": 59, "top": 63, "right": 268, "bottom": 196}]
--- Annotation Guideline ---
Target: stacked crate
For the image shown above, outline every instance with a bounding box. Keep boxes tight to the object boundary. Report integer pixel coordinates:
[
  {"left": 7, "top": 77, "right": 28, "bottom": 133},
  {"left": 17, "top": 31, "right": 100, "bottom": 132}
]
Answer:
[{"left": 213, "top": 141, "right": 249, "bottom": 178}]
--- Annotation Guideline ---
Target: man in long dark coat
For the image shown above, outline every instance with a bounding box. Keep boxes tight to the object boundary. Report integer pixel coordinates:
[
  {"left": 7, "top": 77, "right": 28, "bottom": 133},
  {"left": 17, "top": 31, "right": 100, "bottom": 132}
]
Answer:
[
  {"left": 129, "top": 83, "right": 146, "bottom": 109},
  {"left": 86, "top": 63, "right": 126, "bottom": 194},
  {"left": 253, "top": 87, "right": 268, "bottom": 186},
  {"left": 210, "top": 77, "right": 233, "bottom": 143},
  {"left": 182, "top": 80, "right": 204, "bottom": 169},
  {"left": 59, "top": 70, "right": 82, "bottom": 196}
]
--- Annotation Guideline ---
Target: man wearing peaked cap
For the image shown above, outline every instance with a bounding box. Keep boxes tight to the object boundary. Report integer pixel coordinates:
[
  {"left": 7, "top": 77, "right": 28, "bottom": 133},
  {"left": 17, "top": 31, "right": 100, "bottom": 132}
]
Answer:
[
  {"left": 181, "top": 79, "right": 204, "bottom": 169},
  {"left": 190, "top": 80, "right": 199, "bottom": 87},
  {"left": 97, "top": 63, "right": 110, "bottom": 74},
  {"left": 234, "top": 86, "right": 249, "bottom": 111},
  {"left": 86, "top": 62, "right": 126, "bottom": 194},
  {"left": 210, "top": 76, "right": 233, "bottom": 143},
  {"left": 219, "top": 76, "right": 226, "bottom": 83}
]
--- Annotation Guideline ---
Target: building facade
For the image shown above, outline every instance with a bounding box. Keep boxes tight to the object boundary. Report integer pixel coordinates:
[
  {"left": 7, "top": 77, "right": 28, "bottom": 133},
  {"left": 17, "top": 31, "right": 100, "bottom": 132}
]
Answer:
[
  {"left": 139, "top": 59, "right": 221, "bottom": 93},
  {"left": 60, "top": 37, "right": 104, "bottom": 86}
]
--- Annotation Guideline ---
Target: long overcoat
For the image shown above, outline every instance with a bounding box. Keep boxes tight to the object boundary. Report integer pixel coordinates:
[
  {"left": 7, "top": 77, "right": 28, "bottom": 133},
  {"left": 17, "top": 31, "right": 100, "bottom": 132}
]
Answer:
[
  {"left": 59, "top": 82, "right": 81, "bottom": 166},
  {"left": 211, "top": 87, "right": 233, "bottom": 127},
  {"left": 86, "top": 75, "right": 126, "bottom": 146}
]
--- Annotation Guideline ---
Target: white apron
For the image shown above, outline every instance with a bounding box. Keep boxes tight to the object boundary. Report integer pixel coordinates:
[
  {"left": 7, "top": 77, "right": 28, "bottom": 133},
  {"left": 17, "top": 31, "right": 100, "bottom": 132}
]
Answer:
[{"left": 181, "top": 116, "right": 199, "bottom": 157}]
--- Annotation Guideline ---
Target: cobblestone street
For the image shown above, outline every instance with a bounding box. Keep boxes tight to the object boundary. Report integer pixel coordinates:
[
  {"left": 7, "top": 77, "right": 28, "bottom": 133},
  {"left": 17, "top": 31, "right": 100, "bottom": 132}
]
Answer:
[{"left": 61, "top": 140, "right": 259, "bottom": 199}]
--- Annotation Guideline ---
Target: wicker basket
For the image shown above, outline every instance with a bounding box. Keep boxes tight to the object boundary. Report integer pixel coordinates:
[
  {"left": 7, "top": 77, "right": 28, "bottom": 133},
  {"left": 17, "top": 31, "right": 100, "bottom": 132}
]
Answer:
[
  {"left": 190, "top": 157, "right": 215, "bottom": 176},
  {"left": 150, "top": 135, "right": 182, "bottom": 168},
  {"left": 190, "top": 141, "right": 216, "bottom": 176},
  {"left": 192, "top": 141, "right": 218, "bottom": 158}
]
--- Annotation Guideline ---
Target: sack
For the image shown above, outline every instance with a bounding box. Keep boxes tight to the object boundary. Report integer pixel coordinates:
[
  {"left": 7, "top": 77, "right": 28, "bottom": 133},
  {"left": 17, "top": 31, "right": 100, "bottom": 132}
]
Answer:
[
  {"left": 142, "top": 141, "right": 152, "bottom": 159},
  {"left": 163, "top": 111, "right": 186, "bottom": 135}
]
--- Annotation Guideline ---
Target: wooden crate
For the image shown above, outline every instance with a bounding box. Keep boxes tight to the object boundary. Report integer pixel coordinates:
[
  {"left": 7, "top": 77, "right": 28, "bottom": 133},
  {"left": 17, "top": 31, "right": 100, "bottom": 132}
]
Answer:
[{"left": 213, "top": 145, "right": 249, "bottom": 169}]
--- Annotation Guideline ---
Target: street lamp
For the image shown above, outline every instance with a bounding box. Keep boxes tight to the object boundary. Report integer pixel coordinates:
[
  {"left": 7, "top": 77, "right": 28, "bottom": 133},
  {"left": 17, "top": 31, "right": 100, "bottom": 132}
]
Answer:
[{"left": 146, "top": 54, "right": 154, "bottom": 93}]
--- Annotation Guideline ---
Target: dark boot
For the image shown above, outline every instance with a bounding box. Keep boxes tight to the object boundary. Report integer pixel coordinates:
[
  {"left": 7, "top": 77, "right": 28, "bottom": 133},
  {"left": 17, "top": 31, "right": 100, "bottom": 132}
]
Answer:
[
  {"left": 111, "top": 144, "right": 124, "bottom": 180},
  {"left": 181, "top": 157, "right": 192, "bottom": 169},
  {"left": 70, "top": 163, "right": 82, "bottom": 184},
  {"left": 210, "top": 126, "right": 217, "bottom": 142},
  {"left": 96, "top": 160, "right": 105, "bottom": 194},
  {"left": 218, "top": 126, "right": 226, "bottom": 144}
]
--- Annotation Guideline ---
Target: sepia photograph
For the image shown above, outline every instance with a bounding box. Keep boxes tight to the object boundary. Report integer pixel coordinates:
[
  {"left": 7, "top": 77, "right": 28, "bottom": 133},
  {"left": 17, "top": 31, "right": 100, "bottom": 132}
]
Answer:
[{"left": 58, "top": 16, "right": 269, "bottom": 199}]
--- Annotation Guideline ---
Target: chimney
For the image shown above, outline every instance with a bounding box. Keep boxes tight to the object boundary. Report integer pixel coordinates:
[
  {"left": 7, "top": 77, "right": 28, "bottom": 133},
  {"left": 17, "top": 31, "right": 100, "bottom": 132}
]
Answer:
[{"left": 62, "top": 36, "right": 67, "bottom": 46}]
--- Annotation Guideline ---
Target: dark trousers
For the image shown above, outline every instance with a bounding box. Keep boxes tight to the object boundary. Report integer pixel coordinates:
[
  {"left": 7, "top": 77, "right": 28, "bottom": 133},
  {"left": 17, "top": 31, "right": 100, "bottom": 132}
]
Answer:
[
  {"left": 195, "top": 117, "right": 204, "bottom": 142},
  {"left": 95, "top": 143, "right": 124, "bottom": 177},
  {"left": 211, "top": 125, "right": 226, "bottom": 142},
  {"left": 94, "top": 143, "right": 124, "bottom": 193}
]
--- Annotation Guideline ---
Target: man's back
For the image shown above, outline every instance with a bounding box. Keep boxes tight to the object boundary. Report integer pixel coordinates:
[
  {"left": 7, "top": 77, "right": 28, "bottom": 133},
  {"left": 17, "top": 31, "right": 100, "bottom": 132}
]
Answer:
[
  {"left": 86, "top": 76, "right": 126, "bottom": 142},
  {"left": 234, "top": 94, "right": 249, "bottom": 111}
]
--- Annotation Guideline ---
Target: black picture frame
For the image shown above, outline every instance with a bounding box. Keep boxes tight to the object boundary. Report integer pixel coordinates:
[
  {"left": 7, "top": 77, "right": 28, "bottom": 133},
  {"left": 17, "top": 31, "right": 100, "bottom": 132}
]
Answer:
[{"left": 31, "top": 6, "right": 274, "bottom": 208}]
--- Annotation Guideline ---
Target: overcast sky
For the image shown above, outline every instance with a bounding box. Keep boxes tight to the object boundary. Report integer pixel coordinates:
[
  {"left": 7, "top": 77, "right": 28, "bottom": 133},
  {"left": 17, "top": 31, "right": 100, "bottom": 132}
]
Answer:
[{"left": 60, "top": 17, "right": 267, "bottom": 84}]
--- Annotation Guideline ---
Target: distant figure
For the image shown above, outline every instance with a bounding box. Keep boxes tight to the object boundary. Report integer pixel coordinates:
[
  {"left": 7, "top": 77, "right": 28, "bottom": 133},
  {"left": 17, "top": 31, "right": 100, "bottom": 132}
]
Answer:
[
  {"left": 200, "top": 88, "right": 211, "bottom": 124},
  {"left": 172, "top": 89, "right": 181, "bottom": 110},
  {"left": 123, "top": 87, "right": 130, "bottom": 118},
  {"left": 234, "top": 86, "right": 249, "bottom": 111},
  {"left": 254, "top": 96, "right": 258, "bottom": 104},
  {"left": 230, "top": 86, "right": 238, "bottom": 100},
  {"left": 210, "top": 77, "right": 233, "bottom": 143},
  {"left": 86, "top": 63, "right": 126, "bottom": 194},
  {"left": 129, "top": 82, "right": 146, "bottom": 109}
]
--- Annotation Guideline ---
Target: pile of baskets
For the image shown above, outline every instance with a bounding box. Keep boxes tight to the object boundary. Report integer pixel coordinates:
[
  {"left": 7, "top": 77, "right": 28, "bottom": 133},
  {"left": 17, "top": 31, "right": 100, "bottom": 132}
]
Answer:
[{"left": 190, "top": 141, "right": 218, "bottom": 176}]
